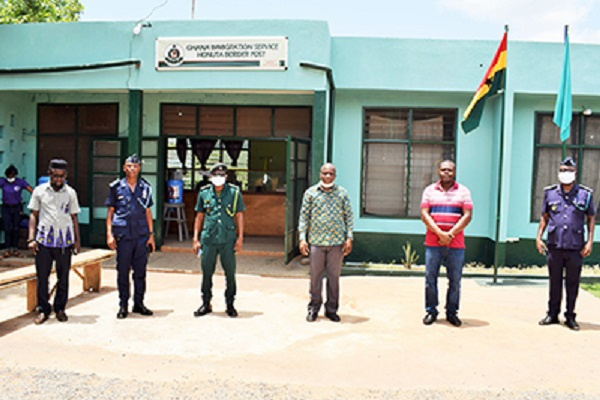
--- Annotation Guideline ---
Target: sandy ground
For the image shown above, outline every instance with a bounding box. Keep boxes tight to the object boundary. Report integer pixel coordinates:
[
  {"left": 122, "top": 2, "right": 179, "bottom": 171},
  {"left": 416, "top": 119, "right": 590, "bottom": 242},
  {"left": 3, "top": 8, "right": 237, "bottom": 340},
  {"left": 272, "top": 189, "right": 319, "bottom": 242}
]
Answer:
[{"left": 1, "top": 268, "right": 600, "bottom": 399}]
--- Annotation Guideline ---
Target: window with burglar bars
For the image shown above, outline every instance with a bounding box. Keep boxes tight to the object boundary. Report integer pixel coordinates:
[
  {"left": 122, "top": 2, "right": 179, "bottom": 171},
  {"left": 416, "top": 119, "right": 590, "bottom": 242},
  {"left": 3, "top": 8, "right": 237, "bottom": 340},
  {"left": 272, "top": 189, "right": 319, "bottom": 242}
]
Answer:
[
  {"left": 361, "top": 108, "right": 456, "bottom": 217},
  {"left": 531, "top": 112, "right": 600, "bottom": 221}
]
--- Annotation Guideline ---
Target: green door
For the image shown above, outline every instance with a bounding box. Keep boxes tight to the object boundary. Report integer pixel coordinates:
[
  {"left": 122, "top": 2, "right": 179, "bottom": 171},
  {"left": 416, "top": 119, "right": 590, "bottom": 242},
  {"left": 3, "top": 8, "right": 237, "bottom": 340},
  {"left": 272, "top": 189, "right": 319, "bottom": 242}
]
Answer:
[
  {"left": 89, "top": 138, "right": 127, "bottom": 247},
  {"left": 285, "top": 136, "right": 310, "bottom": 263}
]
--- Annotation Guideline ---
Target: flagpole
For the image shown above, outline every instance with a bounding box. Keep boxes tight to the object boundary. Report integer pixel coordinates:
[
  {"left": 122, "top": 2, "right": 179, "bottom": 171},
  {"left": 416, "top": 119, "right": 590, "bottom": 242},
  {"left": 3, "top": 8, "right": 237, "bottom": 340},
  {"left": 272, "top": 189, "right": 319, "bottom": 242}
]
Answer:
[
  {"left": 493, "top": 25, "right": 509, "bottom": 284},
  {"left": 562, "top": 25, "right": 569, "bottom": 159}
]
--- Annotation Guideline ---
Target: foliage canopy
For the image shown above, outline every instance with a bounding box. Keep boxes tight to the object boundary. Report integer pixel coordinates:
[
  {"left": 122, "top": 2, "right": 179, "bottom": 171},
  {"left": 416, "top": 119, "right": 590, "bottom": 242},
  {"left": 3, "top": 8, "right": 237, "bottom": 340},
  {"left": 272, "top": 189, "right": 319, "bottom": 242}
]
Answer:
[{"left": 0, "top": 0, "right": 84, "bottom": 24}]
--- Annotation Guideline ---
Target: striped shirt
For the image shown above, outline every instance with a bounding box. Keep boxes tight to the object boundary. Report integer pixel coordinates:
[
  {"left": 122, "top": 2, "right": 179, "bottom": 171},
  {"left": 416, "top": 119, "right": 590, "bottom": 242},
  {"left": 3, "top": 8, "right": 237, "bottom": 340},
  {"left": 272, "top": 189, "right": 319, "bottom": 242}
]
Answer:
[{"left": 420, "top": 180, "right": 473, "bottom": 249}]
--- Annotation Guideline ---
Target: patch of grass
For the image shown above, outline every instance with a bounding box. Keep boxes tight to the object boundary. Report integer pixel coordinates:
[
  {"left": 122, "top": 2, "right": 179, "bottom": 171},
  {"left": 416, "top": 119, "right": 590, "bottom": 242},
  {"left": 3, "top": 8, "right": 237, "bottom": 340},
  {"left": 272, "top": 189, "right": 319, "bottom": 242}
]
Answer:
[{"left": 581, "top": 282, "right": 600, "bottom": 298}]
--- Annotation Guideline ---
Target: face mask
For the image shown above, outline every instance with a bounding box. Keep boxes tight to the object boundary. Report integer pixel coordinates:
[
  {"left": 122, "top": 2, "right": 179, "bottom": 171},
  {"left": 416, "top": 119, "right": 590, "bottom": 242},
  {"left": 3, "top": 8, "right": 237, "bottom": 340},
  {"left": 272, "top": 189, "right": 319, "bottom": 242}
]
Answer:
[
  {"left": 320, "top": 180, "right": 334, "bottom": 189},
  {"left": 6, "top": 177, "right": 15, "bottom": 183},
  {"left": 558, "top": 171, "right": 576, "bottom": 185},
  {"left": 211, "top": 176, "right": 226, "bottom": 186}
]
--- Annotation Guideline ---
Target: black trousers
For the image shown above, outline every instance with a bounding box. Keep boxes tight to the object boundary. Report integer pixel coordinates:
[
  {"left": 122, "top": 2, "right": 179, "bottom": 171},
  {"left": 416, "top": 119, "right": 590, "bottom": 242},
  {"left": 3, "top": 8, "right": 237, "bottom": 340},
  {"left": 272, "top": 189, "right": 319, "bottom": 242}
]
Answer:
[
  {"left": 546, "top": 248, "right": 582, "bottom": 320},
  {"left": 2, "top": 204, "right": 21, "bottom": 249},
  {"left": 116, "top": 237, "right": 149, "bottom": 308},
  {"left": 35, "top": 244, "right": 73, "bottom": 315}
]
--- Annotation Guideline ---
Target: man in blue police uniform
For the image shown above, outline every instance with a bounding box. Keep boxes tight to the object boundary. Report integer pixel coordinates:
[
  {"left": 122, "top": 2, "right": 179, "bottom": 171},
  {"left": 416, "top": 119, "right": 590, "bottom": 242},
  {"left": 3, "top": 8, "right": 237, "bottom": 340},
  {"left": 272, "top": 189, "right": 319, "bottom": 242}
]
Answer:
[
  {"left": 536, "top": 157, "right": 594, "bottom": 331},
  {"left": 192, "top": 163, "right": 245, "bottom": 318},
  {"left": 106, "top": 154, "right": 156, "bottom": 319}
]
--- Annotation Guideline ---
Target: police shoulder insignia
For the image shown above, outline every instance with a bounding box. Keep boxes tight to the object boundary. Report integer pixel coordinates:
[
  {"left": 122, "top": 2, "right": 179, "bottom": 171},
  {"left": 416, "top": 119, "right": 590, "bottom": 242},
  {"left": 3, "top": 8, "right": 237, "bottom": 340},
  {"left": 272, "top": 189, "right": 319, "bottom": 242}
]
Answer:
[
  {"left": 544, "top": 184, "right": 558, "bottom": 191},
  {"left": 109, "top": 178, "right": 120, "bottom": 188},
  {"left": 200, "top": 184, "right": 211, "bottom": 191},
  {"left": 140, "top": 178, "right": 151, "bottom": 186},
  {"left": 579, "top": 184, "right": 593, "bottom": 192}
]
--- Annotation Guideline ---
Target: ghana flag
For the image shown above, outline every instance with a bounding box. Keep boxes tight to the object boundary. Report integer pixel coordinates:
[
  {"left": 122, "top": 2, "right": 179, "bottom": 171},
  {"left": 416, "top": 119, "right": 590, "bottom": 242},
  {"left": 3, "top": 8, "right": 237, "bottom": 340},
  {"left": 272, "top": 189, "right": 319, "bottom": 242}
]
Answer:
[{"left": 461, "top": 33, "right": 507, "bottom": 134}]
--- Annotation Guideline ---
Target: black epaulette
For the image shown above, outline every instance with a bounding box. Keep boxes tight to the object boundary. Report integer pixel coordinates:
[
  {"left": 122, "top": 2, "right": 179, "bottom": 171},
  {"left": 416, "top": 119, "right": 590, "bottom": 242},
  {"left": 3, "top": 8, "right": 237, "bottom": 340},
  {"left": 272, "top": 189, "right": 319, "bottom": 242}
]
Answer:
[
  {"left": 579, "top": 184, "right": 593, "bottom": 192},
  {"left": 200, "top": 184, "right": 212, "bottom": 191},
  {"left": 109, "top": 178, "right": 121, "bottom": 188},
  {"left": 544, "top": 184, "right": 558, "bottom": 191},
  {"left": 140, "top": 177, "right": 151, "bottom": 186}
]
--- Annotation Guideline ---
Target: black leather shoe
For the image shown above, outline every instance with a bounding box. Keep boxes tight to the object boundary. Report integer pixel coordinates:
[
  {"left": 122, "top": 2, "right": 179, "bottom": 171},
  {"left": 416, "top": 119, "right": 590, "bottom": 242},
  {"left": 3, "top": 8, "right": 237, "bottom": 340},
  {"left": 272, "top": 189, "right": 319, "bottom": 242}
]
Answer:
[
  {"left": 423, "top": 313, "right": 437, "bottom": 325},
  {"left": 194, "top": 304, "right": 212, "bottom": 317},
  {"left": 447, "top": 314, "right": 462, "bottom": 327},
  {"left": 132, "top": 304, "right": 153, "bottom": 316},
  {"left": 117, "top": 307, "right": 128, "bottom": 319},
  {"left": 325, "top": 311, "right": 341, "bottom": 322},
  {"left": 55, "top": 310, "right": 68, "bottom": 322},
  {"left": 565, "top": 319, "right": 580, "bottom": 331},
  {"left": 539, "top": 315, "right": 559, "bottom": 325},
  {"left": 34, "top": 313, "right": 49, "bottom": 325},
  {"left": 226, "top": 306, "right": 238, "bottom": 318},
  {"left": 306, "top": 309, "right": 317, "bottom": 322}
]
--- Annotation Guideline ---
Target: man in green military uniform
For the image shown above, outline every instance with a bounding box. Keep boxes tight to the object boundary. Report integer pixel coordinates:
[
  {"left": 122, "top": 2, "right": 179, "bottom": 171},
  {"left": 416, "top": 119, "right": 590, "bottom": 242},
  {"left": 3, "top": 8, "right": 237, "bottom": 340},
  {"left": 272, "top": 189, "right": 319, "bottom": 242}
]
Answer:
[{"left": 192, "top": 163, "right": 245, "bottom": 318}]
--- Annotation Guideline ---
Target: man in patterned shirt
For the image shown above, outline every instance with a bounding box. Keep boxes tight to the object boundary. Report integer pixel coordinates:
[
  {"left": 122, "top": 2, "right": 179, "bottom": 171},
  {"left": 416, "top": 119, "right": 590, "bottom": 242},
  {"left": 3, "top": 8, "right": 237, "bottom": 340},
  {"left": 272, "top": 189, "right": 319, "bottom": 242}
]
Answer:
[
  {"left": 27, "top": 159, "right": 81, "bottom": 325},
  {"left": 420, "top": 160, "right": 472, "bottom": 327},
  {"left": 299, "top": 163, "right": 354, "bottom": 323}
]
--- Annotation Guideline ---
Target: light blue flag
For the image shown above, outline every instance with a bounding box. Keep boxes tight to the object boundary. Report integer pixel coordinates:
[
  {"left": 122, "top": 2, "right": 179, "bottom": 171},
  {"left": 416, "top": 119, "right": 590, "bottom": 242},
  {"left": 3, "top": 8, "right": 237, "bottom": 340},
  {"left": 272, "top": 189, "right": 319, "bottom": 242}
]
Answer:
[{"left": 553, "top": 29, "right": 572, "bottom": 143}]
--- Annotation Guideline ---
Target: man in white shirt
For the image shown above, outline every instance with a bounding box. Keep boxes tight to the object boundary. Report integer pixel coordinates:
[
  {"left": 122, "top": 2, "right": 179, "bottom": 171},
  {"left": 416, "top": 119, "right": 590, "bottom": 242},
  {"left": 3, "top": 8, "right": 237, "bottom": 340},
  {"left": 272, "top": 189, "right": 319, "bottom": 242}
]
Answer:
[{"left": 27, "top": 159, "right": 81, "bottom": 325}]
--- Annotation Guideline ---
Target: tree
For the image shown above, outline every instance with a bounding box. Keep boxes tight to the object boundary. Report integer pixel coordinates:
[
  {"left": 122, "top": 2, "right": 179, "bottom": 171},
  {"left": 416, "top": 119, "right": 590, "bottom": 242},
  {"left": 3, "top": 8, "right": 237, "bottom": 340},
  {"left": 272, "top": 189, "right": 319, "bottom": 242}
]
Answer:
[{"left": 0, "top": 0, "right": 84, "bottom": 24}]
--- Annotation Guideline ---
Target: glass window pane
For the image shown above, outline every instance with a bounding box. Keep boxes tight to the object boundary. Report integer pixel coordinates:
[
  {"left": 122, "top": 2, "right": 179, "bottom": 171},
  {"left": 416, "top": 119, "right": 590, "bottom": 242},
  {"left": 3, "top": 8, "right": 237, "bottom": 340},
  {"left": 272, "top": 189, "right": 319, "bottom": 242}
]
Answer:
[
  {"left": 362, "top": 143, "right": 407, "bottom": 216},
  {"left": 580, "top": 149, "right": 600, "bottom": 200},
  {"left": 536, "top": 113, "right": 579, "bottom": 145},
  {"left": 93, "top": 175, "right": 118, "bottom": 207},
  {"left": 532, "top": 147, "right": 577, "bottom": 218},
  {"left": 94, "top": 140, "right": 120, "bottom": 157},
  {"left": 142, "top": 140, "right": 159, "bottom": 156},
  {"left": 583, "top": 116, "right": 600, "bottom": 145},
  {"left": 411, "top": 109, "right": 456, "bottom": 141},
  {"left": 365, "top": 109, "right": 408, "bottom": 140},
  {"left": 142, "top": 158, "right": 158, "bottom": 173},
  {"left": 408, "top": 144, "right": 455, "bottom": 217},
  {"left": 93, "top": 157, "right": 120, "bottom": 173}
]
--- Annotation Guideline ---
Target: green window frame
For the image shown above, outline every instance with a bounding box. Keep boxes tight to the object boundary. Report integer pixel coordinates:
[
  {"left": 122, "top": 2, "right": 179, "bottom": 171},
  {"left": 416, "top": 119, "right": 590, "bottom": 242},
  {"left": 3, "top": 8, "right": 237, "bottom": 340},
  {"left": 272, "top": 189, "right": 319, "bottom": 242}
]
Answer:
[
  {"left": 531, "top": 112, "right": 600, "bottom": 221},
  {"left": 361, "top": 107, "right": 457, "bottom": 218}
]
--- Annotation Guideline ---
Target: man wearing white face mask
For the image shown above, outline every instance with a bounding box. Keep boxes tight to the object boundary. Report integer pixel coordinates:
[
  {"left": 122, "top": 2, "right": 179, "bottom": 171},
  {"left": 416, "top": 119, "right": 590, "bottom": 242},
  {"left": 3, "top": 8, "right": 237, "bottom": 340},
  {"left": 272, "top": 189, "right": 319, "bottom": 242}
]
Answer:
[
  {"left": 193, "top": 163, "right": 245, "bottom": 318},
  {"left": 299, "top": 163, "right": 354, "bottom": 322},
  {"left": 536, "top": 157, "right": 595, "bottom": 331}
]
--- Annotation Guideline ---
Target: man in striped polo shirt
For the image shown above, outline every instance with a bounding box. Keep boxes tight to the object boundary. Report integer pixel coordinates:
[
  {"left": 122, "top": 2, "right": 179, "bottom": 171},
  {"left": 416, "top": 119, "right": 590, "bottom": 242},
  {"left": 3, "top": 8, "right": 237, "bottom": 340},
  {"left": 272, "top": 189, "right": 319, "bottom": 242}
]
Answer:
[{"left": 420, "top": 160, "right": 473, "bottom": 327}]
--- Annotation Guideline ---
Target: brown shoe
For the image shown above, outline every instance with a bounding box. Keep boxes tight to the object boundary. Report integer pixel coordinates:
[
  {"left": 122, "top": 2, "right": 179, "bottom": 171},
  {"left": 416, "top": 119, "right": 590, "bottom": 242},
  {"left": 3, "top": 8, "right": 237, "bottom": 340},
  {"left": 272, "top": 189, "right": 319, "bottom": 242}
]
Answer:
[
  {"left": 34, "top": 313, "right": 49, "bottom": 325},
  {"left": 55, "top": 310, "right": 68, "bottom": 322},
  {"left": 12, "top": 250, "right": 21, "bottom": 258},
  {"left": 3, "top": 250, "right": 11, "bottom": 258}
]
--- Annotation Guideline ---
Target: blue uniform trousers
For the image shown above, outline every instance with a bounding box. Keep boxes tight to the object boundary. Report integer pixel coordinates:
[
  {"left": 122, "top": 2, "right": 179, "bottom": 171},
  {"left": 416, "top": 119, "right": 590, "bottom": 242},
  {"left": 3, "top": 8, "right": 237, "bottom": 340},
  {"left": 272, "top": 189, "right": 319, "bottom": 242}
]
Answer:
[
  {"left": 546, "top": 248, "right": 582, "bottom": 319},
  {"left": 116, "top": 237, "right": 148, "bottom": 308},
  {"left": 200, "top": 241, "right": 236, "bottom": 305},
  {"left": 2, "top": 204, "right": 21, "bottom": 249},
  {"left": 35, "top": 244, "right": 72, "bottom": 315}
]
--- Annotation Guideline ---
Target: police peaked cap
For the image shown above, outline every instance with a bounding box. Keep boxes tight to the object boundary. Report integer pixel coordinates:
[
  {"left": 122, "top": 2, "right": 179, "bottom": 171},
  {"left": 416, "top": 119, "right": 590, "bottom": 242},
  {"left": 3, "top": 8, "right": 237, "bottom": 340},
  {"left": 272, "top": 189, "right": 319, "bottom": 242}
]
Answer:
[
  {"left": 125, "top": 154, "right": 141, "bottom": 164},
  {"left": 210, "top": 163, "right": 228, "bottom": 174},
  {"left": 560, "top": 157, "right": 576, "bottom": 168},
  {"left": 48, "top": 159, "right": 68, "bottom": 170}
]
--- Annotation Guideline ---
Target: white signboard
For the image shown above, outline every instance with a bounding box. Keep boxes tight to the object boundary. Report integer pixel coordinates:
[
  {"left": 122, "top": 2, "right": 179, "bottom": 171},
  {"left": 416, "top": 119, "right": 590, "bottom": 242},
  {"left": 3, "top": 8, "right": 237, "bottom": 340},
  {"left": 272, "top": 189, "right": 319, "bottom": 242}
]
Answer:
[{"left": 155, "top": 37, "right": 288, "bottom": 71}]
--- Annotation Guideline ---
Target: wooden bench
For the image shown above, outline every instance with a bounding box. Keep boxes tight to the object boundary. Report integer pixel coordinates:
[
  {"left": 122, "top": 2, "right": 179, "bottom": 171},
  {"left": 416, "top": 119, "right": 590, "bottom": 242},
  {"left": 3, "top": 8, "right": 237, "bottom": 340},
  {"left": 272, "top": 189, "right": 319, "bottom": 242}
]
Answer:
[{"left": 0, "top": 248, "right": 114, "bottom": 312}]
